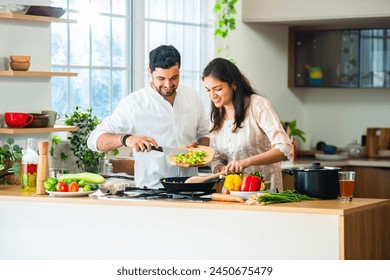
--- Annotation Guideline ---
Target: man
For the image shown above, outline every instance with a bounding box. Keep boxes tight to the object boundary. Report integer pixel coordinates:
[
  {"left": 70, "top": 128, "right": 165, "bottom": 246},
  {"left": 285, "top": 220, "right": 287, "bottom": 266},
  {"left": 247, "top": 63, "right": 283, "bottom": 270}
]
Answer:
[{"left": 87, "top": 45, "right": 209, "bottom": 188}]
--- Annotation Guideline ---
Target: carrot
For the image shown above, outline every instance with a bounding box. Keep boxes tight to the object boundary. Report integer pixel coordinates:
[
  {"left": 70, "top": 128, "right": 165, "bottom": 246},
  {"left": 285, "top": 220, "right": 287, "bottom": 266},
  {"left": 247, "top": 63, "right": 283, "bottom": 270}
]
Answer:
[{"left": 211, "top": 193, "right": 244, "bottom": 203}]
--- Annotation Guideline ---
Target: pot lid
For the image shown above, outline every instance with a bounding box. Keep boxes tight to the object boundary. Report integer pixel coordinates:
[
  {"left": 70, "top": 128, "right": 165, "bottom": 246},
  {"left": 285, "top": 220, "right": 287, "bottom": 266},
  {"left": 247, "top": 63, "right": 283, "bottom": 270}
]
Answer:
[{"left": 299, "top": 162, "right": 341, "bottom": 172}]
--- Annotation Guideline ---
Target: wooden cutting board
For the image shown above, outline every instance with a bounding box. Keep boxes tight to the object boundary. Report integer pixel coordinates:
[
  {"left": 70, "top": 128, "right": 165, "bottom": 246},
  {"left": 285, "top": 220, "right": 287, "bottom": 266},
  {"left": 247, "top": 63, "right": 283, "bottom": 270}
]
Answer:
[
  {"left": 167, "top": 145, "right": 215, "bottom": 167},
  {"left": 366, "top": 128, "right": 390, "bottom": 158}
]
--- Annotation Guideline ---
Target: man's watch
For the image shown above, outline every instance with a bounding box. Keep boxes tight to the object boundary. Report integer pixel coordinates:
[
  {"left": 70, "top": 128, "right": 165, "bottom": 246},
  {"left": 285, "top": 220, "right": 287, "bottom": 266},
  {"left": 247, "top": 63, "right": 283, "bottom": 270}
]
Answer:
[{"left": 120, "top": 134, "right": 132, "bottom": 147}]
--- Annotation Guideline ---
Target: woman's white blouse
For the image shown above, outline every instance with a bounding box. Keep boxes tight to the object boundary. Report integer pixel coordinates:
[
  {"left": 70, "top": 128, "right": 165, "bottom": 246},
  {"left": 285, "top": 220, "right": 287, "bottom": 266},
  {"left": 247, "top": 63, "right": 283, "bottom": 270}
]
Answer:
[{"left": 210, "top": 94, "right": 293, "bottom": 192}]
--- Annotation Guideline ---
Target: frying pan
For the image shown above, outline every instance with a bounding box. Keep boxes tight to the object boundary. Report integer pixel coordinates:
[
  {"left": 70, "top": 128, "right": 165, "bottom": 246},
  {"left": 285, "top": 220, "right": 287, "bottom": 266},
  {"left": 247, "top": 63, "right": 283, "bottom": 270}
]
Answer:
[{"left": 160, "top": 176, "right": 220, "bottom": 192}]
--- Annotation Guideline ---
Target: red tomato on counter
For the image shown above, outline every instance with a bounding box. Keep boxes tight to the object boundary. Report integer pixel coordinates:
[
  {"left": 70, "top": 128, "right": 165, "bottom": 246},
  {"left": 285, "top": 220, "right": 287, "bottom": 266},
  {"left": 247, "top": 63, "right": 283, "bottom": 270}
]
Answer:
[
  {"left": 56, "top": 181, "right": 68, "bottom": 192},
  {"left": 68, "top": 182, "right": 79, "bottom": 192}
]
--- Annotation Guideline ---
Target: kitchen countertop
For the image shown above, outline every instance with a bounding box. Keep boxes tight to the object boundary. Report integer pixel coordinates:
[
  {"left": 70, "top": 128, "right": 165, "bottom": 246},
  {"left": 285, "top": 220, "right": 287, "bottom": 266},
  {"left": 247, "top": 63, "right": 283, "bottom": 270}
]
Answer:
[{"left": 1, "top": 184, "right": 389, "bottom": 260}]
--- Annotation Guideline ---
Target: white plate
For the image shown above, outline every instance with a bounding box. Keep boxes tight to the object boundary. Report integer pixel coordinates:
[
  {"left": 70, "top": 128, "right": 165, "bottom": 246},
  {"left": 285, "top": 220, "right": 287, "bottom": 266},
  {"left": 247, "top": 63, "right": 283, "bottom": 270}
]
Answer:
[
  {"left": 229, "top": 191, "right": 268, "bottom": 200},
  {"left": 46, "top": 190, "right": 96, "bottom": 197},
  {"left": 314, "top": 153, "right": 348, "bottom": 161}
]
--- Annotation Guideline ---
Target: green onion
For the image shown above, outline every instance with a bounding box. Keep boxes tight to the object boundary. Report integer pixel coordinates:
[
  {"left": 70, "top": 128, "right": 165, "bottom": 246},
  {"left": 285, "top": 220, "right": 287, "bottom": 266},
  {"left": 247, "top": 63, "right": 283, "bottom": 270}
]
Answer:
[{"left": 257, "top": 190, "right": 319, "bottom": 204}]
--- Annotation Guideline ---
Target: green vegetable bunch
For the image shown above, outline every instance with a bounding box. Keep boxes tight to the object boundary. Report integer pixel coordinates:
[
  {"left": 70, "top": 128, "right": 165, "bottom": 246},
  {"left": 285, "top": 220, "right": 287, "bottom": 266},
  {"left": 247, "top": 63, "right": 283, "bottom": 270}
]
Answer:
[
  {"left": 175, "top": 150, "right": 207, "bottom": 164},
  {"left": 257, "top": 190, "right": 318, "bottom": 204}
]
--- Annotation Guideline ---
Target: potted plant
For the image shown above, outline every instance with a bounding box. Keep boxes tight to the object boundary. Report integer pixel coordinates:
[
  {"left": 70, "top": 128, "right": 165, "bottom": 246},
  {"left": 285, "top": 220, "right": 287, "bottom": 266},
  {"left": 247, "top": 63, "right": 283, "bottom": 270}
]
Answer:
[
  {"left": 281, "top": 120, "right": 306, "bottom": 161},
  {"left": 281, "top": 120, "right": 306, "bottom": 143},
  {"left": 0, "top": 137, "right": 23, "bottom": 184},
  {"left": 51, "top": 106, "right": 118, "bottom": 174}
]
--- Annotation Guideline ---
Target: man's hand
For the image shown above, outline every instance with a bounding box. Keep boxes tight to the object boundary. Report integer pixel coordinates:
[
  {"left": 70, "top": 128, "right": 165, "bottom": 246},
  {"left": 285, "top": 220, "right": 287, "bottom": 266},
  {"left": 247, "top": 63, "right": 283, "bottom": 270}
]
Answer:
[{"left": 125, "top": 135, "right": 159, "bottom": 152}]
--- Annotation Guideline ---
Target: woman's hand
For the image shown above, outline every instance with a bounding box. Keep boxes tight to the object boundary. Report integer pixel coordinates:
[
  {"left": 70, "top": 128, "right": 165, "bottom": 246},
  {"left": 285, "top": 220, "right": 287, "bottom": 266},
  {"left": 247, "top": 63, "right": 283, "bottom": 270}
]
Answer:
[
  {"left": 225, "top": 159, "right": 248, "bottom": 174},
  {"left": 126, "top": 135, "right": 159, "bottom": 152}
]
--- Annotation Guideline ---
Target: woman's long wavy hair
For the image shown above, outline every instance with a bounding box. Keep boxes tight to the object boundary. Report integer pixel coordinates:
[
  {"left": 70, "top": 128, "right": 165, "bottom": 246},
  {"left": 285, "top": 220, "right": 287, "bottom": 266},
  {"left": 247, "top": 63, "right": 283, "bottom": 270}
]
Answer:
[{"left": 202, "top": 58, "right": 257, "bottom": 133}]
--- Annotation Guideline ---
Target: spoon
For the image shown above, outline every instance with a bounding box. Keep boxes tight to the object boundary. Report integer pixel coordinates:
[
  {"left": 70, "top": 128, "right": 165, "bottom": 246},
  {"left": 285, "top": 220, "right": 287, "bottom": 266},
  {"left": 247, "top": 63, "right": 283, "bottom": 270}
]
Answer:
[{"left": 184, "top": 171, "right": 226, "bottom": 184}]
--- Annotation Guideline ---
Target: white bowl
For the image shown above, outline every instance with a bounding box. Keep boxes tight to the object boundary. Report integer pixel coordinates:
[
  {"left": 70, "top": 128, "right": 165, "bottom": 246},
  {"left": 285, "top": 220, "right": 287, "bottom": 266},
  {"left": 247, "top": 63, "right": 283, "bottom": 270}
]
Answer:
[
  {"left": 229, "top": 191, "right": 267, "bottom": 200},
  {"left": 7, "top": 4, "right": 29, "bottom": 14}
]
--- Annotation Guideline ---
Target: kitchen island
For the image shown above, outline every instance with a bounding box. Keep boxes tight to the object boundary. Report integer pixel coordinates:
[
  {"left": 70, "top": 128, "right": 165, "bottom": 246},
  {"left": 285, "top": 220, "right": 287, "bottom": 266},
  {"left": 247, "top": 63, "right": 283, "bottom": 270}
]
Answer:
[{"left": 0, "top": 185, "right": 389, "bottom": 260}]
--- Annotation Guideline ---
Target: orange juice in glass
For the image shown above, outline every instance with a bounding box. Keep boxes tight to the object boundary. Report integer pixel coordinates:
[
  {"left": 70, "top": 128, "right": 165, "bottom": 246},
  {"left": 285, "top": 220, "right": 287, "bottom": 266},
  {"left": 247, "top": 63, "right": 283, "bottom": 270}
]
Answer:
[{"left": 338, "top": 171, "right": 356, "bottom": 201}]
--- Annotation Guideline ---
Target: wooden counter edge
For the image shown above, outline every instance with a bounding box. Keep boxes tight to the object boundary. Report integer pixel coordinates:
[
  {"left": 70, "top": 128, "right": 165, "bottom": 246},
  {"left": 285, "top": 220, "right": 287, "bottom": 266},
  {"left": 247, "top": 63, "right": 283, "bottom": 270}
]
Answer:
[{"left": 1, "top": 185, "right": 388, "bottom": 216}]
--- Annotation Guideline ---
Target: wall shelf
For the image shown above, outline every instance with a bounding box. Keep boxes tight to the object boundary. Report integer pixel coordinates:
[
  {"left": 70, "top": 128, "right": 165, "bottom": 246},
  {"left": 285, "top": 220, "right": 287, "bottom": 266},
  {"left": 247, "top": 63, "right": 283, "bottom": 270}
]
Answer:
[
  {"left": 0, "top": 71, "right": 77, "bottom": 77},
  {"left": 0, "top": 13, "right": 76, "bottom": 23},
  {"left": 0, "top": 126, "right": 78, "bottom": 135}
]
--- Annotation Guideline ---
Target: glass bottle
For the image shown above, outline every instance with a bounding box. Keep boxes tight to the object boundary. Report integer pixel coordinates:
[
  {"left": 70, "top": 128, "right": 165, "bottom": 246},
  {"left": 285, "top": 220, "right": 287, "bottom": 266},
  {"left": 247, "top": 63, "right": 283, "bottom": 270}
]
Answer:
[{"left": 21, "top": 138, "right": 39, "bottom": 192}]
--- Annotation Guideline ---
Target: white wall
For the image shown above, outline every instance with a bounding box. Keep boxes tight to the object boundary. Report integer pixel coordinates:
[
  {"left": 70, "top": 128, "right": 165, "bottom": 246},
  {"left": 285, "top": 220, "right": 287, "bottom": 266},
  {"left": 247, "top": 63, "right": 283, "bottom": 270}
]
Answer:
[{"left": 228, "top": 1, "right": 390, "bottom": 149}]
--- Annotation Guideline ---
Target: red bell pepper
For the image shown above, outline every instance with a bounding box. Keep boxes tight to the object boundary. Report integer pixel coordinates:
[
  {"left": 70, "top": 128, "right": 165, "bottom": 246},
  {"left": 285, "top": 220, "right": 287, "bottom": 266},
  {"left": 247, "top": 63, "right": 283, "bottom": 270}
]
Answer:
[{"left": 241, "top": 174, "right": 262, "bottom": 192}]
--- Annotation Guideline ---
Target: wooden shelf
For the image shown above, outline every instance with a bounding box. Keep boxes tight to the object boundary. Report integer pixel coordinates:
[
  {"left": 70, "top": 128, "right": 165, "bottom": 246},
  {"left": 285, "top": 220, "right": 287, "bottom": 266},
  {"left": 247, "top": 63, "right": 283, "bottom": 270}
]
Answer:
[
  {"left": 0, "top": 125, "right": 78, "bottom": 135},
  {"left": 0, "top": 13, "right": 76, "bottom": 23},
  {"left": 0, "top": 71, "right": 77, "bottom": 77}
]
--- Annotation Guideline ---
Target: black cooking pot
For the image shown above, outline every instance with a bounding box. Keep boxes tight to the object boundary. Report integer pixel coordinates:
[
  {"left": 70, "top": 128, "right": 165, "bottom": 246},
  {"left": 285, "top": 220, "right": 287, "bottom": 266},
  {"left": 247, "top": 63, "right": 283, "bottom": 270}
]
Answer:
[
  {"left": 282, "top": 162, "right": 341, "bottom": 199},
  {"left": 160, "top": 176, "right": 219, "bottom": 193}
]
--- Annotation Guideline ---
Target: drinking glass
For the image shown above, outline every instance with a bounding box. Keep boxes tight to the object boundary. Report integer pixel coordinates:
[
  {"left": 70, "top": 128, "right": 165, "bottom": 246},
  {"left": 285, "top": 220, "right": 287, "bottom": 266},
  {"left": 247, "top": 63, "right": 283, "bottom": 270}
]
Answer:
[{"left": 338, "top": 171, "right": 356, "bottom": 202}]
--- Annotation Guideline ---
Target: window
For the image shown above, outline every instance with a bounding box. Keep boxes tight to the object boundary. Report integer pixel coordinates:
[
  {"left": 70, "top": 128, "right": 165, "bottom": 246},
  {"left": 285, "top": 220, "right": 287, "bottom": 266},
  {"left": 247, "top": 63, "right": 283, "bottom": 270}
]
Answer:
[
  {"left": 144, "top": 0, "right": 215, "bottom": 94},
  {"left": 51, "top": 0, "right": 131, "bottom": 119},
  {"left": 51, "top": 0, "right": 214, "bottom": 119}
]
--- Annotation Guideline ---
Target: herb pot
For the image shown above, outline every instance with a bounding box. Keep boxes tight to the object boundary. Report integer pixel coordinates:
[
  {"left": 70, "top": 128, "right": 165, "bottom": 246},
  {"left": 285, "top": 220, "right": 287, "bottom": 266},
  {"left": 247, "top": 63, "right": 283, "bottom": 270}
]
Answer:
[{"left": 282, "top": 162, "right": 341, "bottom": 199}]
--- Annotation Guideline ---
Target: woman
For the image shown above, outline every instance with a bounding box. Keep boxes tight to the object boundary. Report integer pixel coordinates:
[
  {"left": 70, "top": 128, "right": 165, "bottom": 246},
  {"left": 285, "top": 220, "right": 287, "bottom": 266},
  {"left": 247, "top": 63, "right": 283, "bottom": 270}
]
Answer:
[{"left": 202, "top": 58, "right": 293, "bottom": 192}]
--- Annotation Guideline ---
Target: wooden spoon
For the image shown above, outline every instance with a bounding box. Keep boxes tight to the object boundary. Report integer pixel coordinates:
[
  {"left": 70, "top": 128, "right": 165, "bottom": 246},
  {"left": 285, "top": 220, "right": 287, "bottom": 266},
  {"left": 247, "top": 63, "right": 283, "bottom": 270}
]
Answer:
[{"left": 184, "top": 171, "right": 225, "bottom": 184}]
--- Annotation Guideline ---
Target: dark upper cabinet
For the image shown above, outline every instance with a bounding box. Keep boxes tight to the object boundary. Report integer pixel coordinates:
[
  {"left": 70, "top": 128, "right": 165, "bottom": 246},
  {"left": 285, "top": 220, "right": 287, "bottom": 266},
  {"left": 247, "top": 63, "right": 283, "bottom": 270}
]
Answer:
[{"left": 288, "top": 26, "right": 390, "bottom": 88}]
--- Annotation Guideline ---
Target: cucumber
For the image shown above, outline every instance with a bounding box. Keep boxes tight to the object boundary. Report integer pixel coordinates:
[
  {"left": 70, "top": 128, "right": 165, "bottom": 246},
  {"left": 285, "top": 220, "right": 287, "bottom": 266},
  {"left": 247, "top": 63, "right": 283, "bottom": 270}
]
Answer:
[{"left": 58, "top": 172, "right": 105, "bottom": 184}]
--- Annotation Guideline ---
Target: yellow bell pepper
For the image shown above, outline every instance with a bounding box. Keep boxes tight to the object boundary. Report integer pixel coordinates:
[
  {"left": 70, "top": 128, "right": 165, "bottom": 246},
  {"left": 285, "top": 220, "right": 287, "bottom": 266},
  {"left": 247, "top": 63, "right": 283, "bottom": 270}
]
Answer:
[{"left": 224, "top": 174, "right": 243, "bottom": 191}]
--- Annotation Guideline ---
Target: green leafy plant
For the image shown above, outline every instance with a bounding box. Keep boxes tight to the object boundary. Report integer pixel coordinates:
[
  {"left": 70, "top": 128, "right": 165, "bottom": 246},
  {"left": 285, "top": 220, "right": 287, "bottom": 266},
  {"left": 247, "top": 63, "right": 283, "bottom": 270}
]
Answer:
[
  {"left": 0, "top": 137, "right": 23, "bottom": 178},
  {"left": 64, "top": 106, "right": 118, "bottom": 173},
  {"left": 281, "top": 120, "right": 306, "bottom": 143},
  {"left": 214, "top": 0, "right": 237, "bottom": 60},
  {"left": 50, "top": 135, "right": 68, "bottom": 161}
]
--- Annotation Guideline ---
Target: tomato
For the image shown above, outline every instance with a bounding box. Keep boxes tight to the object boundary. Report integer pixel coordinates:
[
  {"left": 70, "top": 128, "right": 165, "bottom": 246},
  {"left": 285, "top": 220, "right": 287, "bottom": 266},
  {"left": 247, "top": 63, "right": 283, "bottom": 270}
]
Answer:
[
  {"left": 68, "top": 182, "right": 79, "bottom": 192},
  {"left": 56, "top": 181, "right": 68, "bottom": 192}
]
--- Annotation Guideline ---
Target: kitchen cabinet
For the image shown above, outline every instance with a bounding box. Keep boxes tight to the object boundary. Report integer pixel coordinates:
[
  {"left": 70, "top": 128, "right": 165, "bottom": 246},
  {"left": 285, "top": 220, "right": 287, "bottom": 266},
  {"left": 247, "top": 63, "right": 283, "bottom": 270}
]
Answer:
[
  {"left": 288, "top": 26, "right": 390, "bottom": 88},
  {"left": 242, "top": 0, "right": 390, "bottom": 24},
  {"left": 345, "top": 166, "right": 390, "bottom": 199}
]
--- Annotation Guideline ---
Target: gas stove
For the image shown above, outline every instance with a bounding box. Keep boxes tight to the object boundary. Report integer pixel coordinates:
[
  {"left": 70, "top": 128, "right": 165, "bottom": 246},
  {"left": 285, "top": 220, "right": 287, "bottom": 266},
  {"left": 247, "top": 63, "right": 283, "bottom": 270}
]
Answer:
[{"left": 98, "top": 187, "right": 215, "bottom": 202}]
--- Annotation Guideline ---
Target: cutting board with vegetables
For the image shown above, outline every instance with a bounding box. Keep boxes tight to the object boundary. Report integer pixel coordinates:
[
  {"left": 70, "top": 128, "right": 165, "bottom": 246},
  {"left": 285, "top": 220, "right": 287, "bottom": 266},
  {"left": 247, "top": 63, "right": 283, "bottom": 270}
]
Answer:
[{"left": 167, "top": 145, "right": 215, "bottom": 167}]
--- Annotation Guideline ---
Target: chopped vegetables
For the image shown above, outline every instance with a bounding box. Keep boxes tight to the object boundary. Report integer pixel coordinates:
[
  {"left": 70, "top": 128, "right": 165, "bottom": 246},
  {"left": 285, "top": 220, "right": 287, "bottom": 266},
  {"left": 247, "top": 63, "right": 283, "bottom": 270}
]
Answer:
[
  {"left": 174, "top": 150, "right": 207, "bottom": 165},
  {"left": 256, "top": 190, "right": 319, "bottom": 204}
]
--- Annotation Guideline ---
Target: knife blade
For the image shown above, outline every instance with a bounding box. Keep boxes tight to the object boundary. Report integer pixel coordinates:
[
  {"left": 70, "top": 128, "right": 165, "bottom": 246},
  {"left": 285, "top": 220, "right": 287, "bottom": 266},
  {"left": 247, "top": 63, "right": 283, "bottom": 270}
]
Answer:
[{"left": 151, "top": 146, "right": 189, "bottom": 156}]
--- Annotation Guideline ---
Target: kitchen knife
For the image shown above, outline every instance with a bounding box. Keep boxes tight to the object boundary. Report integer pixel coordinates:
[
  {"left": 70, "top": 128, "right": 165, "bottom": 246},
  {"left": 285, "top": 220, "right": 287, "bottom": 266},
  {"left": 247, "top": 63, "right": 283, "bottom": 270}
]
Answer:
[{"left": 151, "top": 146, "right": 189, "bottom": 156}]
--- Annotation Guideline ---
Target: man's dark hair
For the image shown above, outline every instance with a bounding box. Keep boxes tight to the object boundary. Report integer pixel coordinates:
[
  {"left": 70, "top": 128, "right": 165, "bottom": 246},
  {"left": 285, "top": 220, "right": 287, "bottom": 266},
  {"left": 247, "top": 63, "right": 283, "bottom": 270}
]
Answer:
[{"left": 149, "top": 45, "right": 181, "bottom": 71}]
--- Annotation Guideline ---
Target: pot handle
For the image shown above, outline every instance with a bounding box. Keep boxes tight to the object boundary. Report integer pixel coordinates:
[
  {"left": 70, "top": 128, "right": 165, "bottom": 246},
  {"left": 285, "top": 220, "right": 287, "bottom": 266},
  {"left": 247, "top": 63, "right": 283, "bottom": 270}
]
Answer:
[{"left": 281, "top": 168, "right": 294, "bottom": 176}]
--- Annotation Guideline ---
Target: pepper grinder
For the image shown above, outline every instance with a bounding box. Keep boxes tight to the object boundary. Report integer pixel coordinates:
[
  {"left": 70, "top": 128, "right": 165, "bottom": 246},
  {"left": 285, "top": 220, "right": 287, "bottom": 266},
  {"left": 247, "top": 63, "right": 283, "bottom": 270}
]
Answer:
[{"left": 36, "top": 141, "right": 49, "bottom": 195}]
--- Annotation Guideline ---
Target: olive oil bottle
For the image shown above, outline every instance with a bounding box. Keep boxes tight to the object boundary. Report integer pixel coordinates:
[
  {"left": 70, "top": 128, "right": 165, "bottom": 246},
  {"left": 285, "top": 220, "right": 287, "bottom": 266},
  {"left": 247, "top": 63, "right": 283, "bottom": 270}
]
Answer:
[{"left": 21, "top": 138, "right": 39, "bottom": 192}]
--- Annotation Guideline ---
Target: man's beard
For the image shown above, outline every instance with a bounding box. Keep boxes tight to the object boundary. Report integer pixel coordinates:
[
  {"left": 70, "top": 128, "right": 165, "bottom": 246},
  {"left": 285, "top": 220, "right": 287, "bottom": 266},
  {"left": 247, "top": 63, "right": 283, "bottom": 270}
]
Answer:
[{"left": 153, "top": 84, "right": 177, "bottom": 97}]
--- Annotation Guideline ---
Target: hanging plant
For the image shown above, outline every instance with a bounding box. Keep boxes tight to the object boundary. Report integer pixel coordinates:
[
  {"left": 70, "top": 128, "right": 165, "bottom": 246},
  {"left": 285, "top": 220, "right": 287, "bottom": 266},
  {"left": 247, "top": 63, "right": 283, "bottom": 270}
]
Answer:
[{"left": 213, "top": 0, "right": 238, "bottom": 61}]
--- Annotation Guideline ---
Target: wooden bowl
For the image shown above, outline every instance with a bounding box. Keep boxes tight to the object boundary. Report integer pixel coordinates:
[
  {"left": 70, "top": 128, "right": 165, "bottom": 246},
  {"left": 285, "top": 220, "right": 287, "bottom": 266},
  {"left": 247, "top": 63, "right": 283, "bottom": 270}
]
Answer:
[
  {"left": 26, "top": 113, "right": 49, "bottom": 128},
  {"left": 9, "top": 62, "right": 30, "bottom": 71},
  {"left": 10, "top": 55, "right": 31, "bottom": 63}
]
